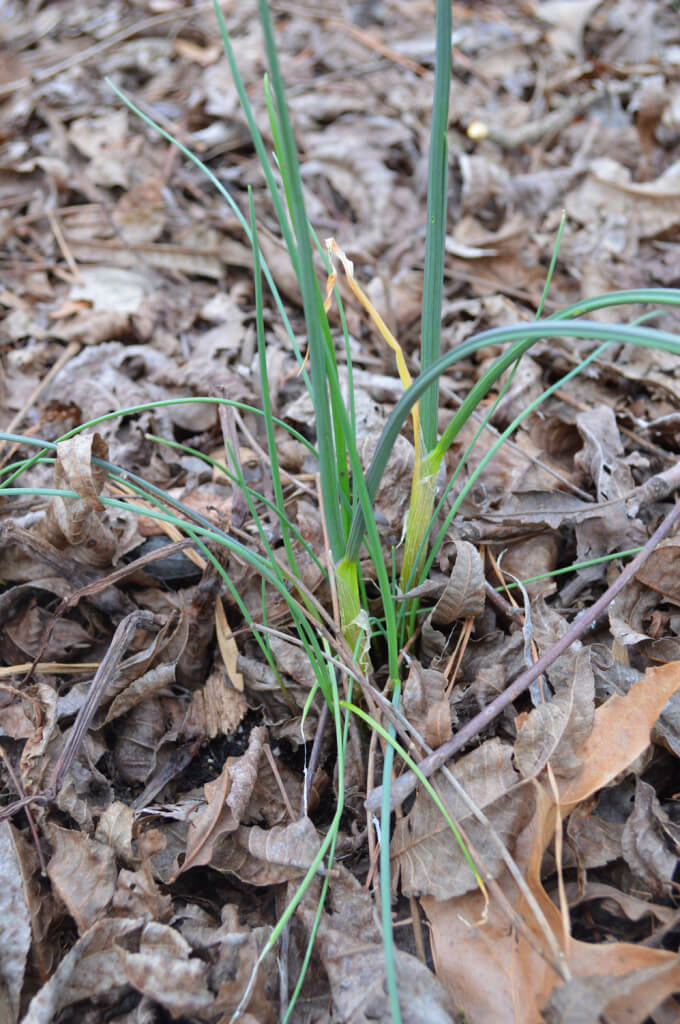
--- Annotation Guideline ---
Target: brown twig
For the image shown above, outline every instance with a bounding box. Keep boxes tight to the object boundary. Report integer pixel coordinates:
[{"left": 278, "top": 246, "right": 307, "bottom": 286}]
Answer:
[
  {"left": 47, "top": 610, "right": 157, "bottom": 799},
  {"left": 0, "top": 746, "right": 47, "bottom": 875},
  {"left": 365, "top": 497, "right": 680, "bottom": 814}
]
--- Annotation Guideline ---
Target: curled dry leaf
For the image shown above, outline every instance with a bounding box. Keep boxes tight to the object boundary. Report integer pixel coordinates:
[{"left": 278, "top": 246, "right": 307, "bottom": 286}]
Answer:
[
  {"left": 176, "top": 725, "right": 267, "bottom": 878},
  {"left": 402, "top": 660, "right": 453, "bottom": 749},
  {"left": 418, "top": 539, "right": 485, "bottom": 662},
  {"left": 185, "top": 667, "right": 248, "bottom": 740},
  {"left": 113, "top": 697, "right": 166, "bottom": 785},
  {"left": 115, "top": 921, "right": 213, "bottom": 1017},
  {"left": 39, "top": 432, "right": 116, "bottom": 567},
  {"left": 621, "top": 777, "right": 678, "bottom": 898},
  {"left": 514, "top": 647, "right": 595, "bottom": 781},
  {"left": 541, "top": 959, "right": 680, "bottom": 1024},
  {"left": 21, "top": 918, "right": 139, "bottom": 1024},
  {"left": 559, "top": 661, "right": 680, "bottom": 810},
  {"left": 423, "top": 661, "right": 680, "bottom": 1022},
  {"left": 635, "top": 536, "right": 680, "bottom": 603},
  {"left": 210, "top": 817, "right": 322, "bottom": 886}
]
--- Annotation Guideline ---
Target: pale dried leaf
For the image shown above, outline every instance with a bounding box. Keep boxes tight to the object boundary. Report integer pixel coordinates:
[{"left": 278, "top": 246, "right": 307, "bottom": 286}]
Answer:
[
  {"left": 46, "top": 825, "right": 117, "bottom": 934},
  {"left": 210, "top": 817, "right": 322, "bottom": 885},
  {"left": 560, "top": 661, "right": 680, "bottom": 809},
  {"left": 514, "top": 648, "right": 595, "bottom": 780},
  {"left": 178, "top": 725, "right": 267, "bottom": 876},
  {"left": 296, "top": 867, "right": 457, "bottom": 1024},
  {"left": 392, "top": 739, "right": 530, "bottom": 899},
  {"left": 635, "top": 537, "right": 680, "bottom": 603},
  {"left": 40, "top": 432, "right": 116, "bottom": 566},
  {"left": 542, "top": 958, "right": 680, "bottom": 1024},
  {"left": 402, "top": 660, "right": 453, "bottom": 749},
  {"left": 621, "top": 778, "right": 677, "bottom": 897},
  {"left": 115, "top": 921, "right": 213, "bottom": 1016},
  {"left": 0, "top": 822, "right": 32, "bottom": 1023},
  {"left": 21, "top": 918, "right": 138, "bottom": 1023},
  {"left": 95, "top": 801, "right": 136, "bottom": 864}
]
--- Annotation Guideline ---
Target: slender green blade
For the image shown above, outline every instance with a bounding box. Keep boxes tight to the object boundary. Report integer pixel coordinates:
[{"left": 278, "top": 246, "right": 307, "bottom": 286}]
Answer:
[
  {"left": 420, "top": 0, "right": 452, "bottom": 450},
  {"left": 257, "top": 0, "right": 344, "bottom": 559},
  {"left": 345, "top": 311, "right": 680, "bottom": 560}
]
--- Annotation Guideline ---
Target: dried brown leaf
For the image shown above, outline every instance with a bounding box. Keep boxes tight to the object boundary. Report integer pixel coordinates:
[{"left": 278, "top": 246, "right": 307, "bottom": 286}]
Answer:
[
  {"left": 635, "top": 536, "right": 680, "bottom": 603},
  {"left": 177, "top": 725, "right": 267, "bottom": 877},
  {"left": 46, "top": 825, "right": 117, "bottom": 934},
  {"left": 21, "top": 918, "right": 138, "bottom": 1024},
  {"left": 296, "top": 866, "right": 458, "bottom": 1024},
  {"left": 210, "top": 817, "right": 322, "bottom": 886},
  {"left": 559, "top": 661, "right": 680, "bottom": 809},
  {"left": 185, "top": 667, "right": 248, "bottom": 739},
  {"left": 392, "top": 739, "right": 530, "bottom": 899},
  {"left": 514, "top": 648, "right": 595, "bottom": 781},
  {"left": 402, "top": 660, "right": 453, "bottom": 749},
  {"left": 621, "top": 778, "right": 677, "bottom": 898},
  {"left": 115, "top": 921, "right": 213, "bottom": 1017},
  {"left": 40, "top": 432, "right": 116, "bottom": 566}
]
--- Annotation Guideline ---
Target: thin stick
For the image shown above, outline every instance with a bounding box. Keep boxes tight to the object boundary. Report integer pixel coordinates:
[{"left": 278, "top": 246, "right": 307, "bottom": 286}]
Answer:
[
  {"left": 366, "top": 497, "right": 680, "bottom": 813},
  {"left": 0, "top": 746, "right": 47, "bottom": 875},
  {"left": 47, "top": 610, "right": 157, "bottom": 799}
]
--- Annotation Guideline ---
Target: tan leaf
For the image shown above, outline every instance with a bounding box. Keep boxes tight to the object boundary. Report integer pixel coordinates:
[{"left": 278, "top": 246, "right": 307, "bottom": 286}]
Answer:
[
  {"left": 210, "top": 817, "right": 322, "bottom": 886},
  {"left": 0, "top": 822, "right": 32, "bottom": 1023},
  {"left": 40, "top": 432, "right": 116, "bottom": 566},
  {"left": 392, "top": 739, "right": 530, "bottom": 900},
  {"left": 46, "top": 826, "right": 117, "bottom": 934},
  {"left": 635, "top": 537, "right": 680, "bottom": 603},
  {"left": 215, "top": 596, "right": 244, "bottom": 692},
  {"left": 185, "top": 667, "right": 248, "bottom": 739},
  {"left": 559, "top": 661, "right": 680, "bottom": 809},
  {"left": 115, "top": 922, "right": 213, "bottom": 1016},
  {"left": 296, "top": 867, "right": 457, "bottom": 1024},
  {"left": 21, "top": 918, "right": 139, "bottom": 1024},
  {"left": 514, "top": 647, "right": 594, "bottom": 781},
  {"left": 402, "top": 660, "right": 453, "bottom": 749}
]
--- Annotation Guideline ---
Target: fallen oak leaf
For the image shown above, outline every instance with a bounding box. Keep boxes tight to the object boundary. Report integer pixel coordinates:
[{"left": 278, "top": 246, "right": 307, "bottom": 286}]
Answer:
[{"left": 558, "top": 660, "right": 680, "bottom": 810}]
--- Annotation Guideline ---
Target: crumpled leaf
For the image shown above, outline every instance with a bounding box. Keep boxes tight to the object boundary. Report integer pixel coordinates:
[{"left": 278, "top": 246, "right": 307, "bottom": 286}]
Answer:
[
  {"left": 402, "top": 660, "right": 453, "bottom": 749},
  {"left": 403, "top": 539, "right": 484, "bottom": 661},
  {"left": 635, "top": 536, "right": 680, "bottom": 603},
  {"left": 21, "top": 918, "right": 138, "bottom": 1024},
  {"left": 566, "top": 157, "right": 680, "bottom": 241},
  {"left": 541, "top": 959, "right": 680, "bottom": 1024},
  {"left": 115, "top": 921, "right": 213, "bottom": 1017},
  {"left": 176, "top": 724, "right": 267, "bottom": 878},
  {"left": 177, "top": 904, "right": 277, "bottom": 1023},
  {"left": 514, "top": 647, "right": 595, "bottom": 781},
  {"left": 560, "top": 661, "right": 680, "bottom": 810},
  {"left": 39, "top": 432, "right": 116, "bottom": 567},
  {"left": 424, "top": 661, "right": 680, "bottom": 1021},
  {"left": 621, "top": 777, "right": 678, "bottom": 897},
  {"left": 211, "top": 816, "right": 322, "bottom": 886},
  {"left": 574, "top": 406, "right": 632, "bottom": 502}
]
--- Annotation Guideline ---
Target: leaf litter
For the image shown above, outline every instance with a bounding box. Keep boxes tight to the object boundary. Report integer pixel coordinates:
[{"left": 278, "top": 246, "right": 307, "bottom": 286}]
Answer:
[{"left": 2, "top": 0, "right": 680, "bottom": 1021}]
